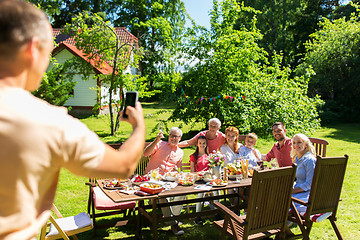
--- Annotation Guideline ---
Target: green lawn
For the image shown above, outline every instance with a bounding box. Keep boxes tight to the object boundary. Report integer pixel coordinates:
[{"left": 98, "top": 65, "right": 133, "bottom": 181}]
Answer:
[{"left": 50, "top": 103, "right": 360, "bottom": 239}]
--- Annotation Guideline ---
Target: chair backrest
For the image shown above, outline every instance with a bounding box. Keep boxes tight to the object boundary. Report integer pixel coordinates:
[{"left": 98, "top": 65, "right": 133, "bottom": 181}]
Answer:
[
  {"left": 40, "top": 204, "right": 93, "bottom": 240},
  {"left": 181, "top": 162, "right": 191, "bottom": 172},
  {"left": 245, "top": 165, "right": 297, "bottom": 237},
  {"left": 309, "top": 137, "right": 329, "bottom": 157},
  {"left": 306, "top": 155, "right": 348, "bottom": 218},
  {"left": 238, "top": 135, "right": 246, "bottom": 146}
]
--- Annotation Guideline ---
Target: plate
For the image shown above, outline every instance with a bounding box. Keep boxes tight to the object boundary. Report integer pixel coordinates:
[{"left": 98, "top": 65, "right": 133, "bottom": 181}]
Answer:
[
  {"left": 103, "top": 183, "right": 124, "bottom": 190},
  {"left": 140, "top": 182, "right": 164, "bottom": 194},
  {"left": 210, "top": 182, "right": 228, "bottom": 187}
]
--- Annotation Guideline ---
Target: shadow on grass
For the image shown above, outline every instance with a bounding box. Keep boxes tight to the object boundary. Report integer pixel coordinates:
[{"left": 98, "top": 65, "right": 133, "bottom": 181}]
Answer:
[{"left": 322, "top": 123, "right": 360, "bottom": 144}]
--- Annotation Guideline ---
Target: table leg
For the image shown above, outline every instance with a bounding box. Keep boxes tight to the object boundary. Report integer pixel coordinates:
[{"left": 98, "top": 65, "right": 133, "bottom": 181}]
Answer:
[
  {"left": 151, "top": 199, "right": 158, "bottom": 240},
  {"left": 136, "top": 200, "right": 144, "bottom": 239}
]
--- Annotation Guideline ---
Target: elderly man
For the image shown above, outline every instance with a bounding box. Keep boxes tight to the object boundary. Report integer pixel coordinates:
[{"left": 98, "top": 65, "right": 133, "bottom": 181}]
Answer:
[
  {"left": 0, "top": 1, "right": 145, "bottom": 239},
  {"left": 262, "top": 122, "right": 293, "bottom": 167},
  {"left": 178, "top": 118, "right": 225, "bottom": 153},
  {"left": 143, "top": 127, "right": 185, "bottom": 235}
]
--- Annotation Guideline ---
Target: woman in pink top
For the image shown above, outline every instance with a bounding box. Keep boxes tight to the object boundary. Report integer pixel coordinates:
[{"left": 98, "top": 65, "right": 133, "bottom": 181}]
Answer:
[{"left": 178, "top": 118, "right": 225, "bottom": 153}]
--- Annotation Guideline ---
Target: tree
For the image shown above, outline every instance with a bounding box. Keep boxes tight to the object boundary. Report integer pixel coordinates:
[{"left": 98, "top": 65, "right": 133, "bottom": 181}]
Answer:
[
  {"left": 64, "top": 11, "right": 147, "bottom": 135},
  {"left": 109, "top": 0, "right": 186, "bottom": 98},
  {"left": 32, "top": 58, "right": 76, "bottom": 106},
  {"left": 236, "top": 0, "right": 341, "bottom": 68},
  {"left": 296, "top": 7, "right": 360, "bottom": 122},
  {"left": 170, "top": 0, "right": 322, "bottom": 136},
  {"left": 27, "top": 0, "right": 110, "bottom": 27}
]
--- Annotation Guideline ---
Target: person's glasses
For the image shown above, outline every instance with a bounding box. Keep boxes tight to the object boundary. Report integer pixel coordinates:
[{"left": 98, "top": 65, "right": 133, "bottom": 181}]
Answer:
[{"left": 169, "top": 134, "right": 181, "bottom": 139}]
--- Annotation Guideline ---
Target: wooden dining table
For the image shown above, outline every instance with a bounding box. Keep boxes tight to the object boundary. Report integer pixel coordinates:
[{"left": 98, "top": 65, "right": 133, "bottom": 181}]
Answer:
[{"left": 97, "top": 178, "right": 252, "bottom": 239}]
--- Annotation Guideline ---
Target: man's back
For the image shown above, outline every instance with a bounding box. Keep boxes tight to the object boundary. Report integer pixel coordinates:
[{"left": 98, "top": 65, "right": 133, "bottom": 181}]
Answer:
[{"left": 0, "top": 87, "right": 105, "bottom": 238}]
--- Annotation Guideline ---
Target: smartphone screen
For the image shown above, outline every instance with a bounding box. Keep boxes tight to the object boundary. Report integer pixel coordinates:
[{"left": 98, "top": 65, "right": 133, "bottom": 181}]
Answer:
[{"left": 123, "top": 91, "right": 138, "bottom": 118}]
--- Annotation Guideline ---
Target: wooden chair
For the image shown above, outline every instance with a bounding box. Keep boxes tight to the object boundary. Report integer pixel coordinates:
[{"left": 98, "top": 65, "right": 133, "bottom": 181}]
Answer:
[
  {"left": 86, "top": 178, "right": 136, "bottom": 234},
  {"left": 309, "top": 137, "right": 329, "bottom": 157},
  {"left": 288, "top": 155, "right": 348, "bottom": 240},
  {"left": 86, "top": 142, "right": 151, "bottom": 234},
  {"left": 39, "top": 204, "right": 93, "bottom": 240},
  {"left": 181, "top": 161, "right": 191, "bottom": 172},
  {"left": 214, "top": 165, "right": 297, "bottom": 240}
]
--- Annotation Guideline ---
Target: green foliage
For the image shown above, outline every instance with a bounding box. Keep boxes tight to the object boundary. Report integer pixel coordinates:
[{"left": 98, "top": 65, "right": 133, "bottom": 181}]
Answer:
[
  {"left": 236, "top": 0, "right": 342, "bottom": 68},
  {"left": 64, "top": 11, "right": 146, "bottom": 135},
  {"left": 32, "top": 58, "right": 76, "bottom": 106},
  {"left": 111, "top": 0, "right": 186, "bottom": 98},
  {"left": 171, "top": 0, "right": 322, "bottom": 136},
  {"left": 297, "top": 7, "right": 360, "bottom": 122}
]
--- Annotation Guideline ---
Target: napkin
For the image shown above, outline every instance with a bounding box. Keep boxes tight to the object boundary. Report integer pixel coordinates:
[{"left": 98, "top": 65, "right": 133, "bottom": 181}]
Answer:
[
  {"left": 163, "top": 182, "right": 178, "bottom": 190},
  {"left": 194, "top": 185, "right": 212, "bottom": 190}
]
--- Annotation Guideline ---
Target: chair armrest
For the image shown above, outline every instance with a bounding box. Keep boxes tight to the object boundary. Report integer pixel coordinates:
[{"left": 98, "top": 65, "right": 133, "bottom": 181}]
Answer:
[
  {"left": 291, "top": 197, "right": 308, "bottom": 206},
  {"left": 213, "top": 202, "right": 246, "bottom": 226},
  {"left": 85, "top": 182, "right": 96, "bottom": 187}
]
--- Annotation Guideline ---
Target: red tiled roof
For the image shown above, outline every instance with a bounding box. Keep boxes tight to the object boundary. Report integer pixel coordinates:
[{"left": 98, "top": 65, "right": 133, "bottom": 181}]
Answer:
[{"left": 52, "top": 27, "right": 138, "bottom": 75}]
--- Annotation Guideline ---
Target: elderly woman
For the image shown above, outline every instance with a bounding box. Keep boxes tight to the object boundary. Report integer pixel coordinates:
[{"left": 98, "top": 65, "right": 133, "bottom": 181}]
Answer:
[
  {"left": 291, "top": 133, "right": 316, "bottom": 214},
  {"left": 178, "top": 118, "right": 225, "bottom": 153}
]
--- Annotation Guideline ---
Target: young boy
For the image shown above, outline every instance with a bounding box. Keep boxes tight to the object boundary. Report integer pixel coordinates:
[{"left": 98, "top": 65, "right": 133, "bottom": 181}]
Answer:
[{"left": 238, "top": 133, "right": 261, "bottom": 167}]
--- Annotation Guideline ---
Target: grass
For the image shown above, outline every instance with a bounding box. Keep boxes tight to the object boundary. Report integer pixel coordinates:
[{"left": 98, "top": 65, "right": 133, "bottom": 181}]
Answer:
[{"left": 50, "top": 103, "right": 360, "bottom": 239}]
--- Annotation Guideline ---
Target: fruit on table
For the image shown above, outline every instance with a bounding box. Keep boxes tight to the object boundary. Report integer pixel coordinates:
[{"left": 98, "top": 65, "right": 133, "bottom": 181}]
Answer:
[{"left": 134, "top": 175, "right": 150, "bottom": 182}]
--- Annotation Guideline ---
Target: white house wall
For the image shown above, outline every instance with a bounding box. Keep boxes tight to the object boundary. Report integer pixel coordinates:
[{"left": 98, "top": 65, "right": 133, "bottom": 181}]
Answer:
[{"left": 50, "top": 48, "right": 97, "bottom": 107}]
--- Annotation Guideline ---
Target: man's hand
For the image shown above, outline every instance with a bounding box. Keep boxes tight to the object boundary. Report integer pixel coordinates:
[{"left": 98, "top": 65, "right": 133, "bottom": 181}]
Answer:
[{"left": 119, "top": 102, "right": 144, "bottom": 129}]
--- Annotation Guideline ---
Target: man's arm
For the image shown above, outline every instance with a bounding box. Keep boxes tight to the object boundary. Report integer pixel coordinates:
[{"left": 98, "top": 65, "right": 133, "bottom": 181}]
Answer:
[
  {"left": 143, "top": 131, "right": 163, "bottom": 157},
  {"left": 178, "top": 132, "right": 200, "bottom": 148},
  {"left": 93, "top": 102, "right": 145, "bottom": 178}
]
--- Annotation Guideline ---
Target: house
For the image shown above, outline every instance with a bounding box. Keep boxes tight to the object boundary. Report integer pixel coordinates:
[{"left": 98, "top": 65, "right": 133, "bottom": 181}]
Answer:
[{"left": 51, "top": 28, "right": 138, "bottom": 116}]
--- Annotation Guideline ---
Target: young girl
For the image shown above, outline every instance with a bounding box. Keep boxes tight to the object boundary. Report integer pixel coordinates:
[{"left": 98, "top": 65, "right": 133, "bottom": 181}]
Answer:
[
  {"left": 239, "top": 133, "right": 261, "bottom": 167},
  {"left": 189, "top": 136, "right": 209, "bottom": 225},
  {"left": 190, "top": 136, "right": 209, "bottom": 172}
]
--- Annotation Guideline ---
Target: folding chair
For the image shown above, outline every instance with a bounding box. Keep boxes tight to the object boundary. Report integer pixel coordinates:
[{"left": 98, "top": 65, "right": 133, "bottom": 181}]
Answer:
[
  {"left": 309, "top": 137, "right": 329, "bottom": 157},
  {"left": 39, "top": 204, "right": 93, "bottom": 240},
  {"left": 288, "top": 155, "right": 348, "bottom": 240},
  {"left": 214, "top": 165, "right": 297, "bottom": 240}
]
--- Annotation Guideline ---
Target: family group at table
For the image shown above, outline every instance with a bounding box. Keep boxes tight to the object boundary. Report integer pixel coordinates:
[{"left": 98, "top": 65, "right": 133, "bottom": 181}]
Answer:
[
  {"left": 0, "top": 1, "right": 317, "bottom": 239},
  {"left": 142, "top": 119, "right": 317, "bottom": 235}
]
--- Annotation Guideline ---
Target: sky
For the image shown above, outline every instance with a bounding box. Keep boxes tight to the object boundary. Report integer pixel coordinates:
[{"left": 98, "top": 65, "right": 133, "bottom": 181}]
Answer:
[{"left": 182, "top": 0, "right": 213, "bottom": 29}]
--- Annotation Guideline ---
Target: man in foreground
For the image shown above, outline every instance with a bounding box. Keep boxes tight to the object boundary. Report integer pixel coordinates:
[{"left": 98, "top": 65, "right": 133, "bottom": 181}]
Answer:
[
  {"left": 0, "top": 1, "right": 145, "bottom": 239},
  {"left": 262, "top": 122, "right": 293, "bottom": 167}
]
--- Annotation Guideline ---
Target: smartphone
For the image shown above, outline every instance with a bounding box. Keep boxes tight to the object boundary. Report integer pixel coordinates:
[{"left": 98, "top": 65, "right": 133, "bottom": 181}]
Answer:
[{"left": 123, "top": 91, "right": 138, "bottom": 118}]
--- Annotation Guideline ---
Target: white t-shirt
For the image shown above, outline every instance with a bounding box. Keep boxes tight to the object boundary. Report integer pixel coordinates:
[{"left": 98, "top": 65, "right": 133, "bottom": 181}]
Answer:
[
  {"left": 220, "top": 144, "right": 242, "bottom": 166},
  {"left": 0, "top": 87, "right": 105, "bottom": 239}
]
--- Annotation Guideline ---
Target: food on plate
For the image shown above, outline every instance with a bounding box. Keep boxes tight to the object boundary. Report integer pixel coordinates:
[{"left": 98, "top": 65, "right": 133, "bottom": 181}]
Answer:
[
  {"left": 177, "top": 172, "right": 196, "bottom": 185},
  {"left": 141, "top": 183, "right": 162, "bottom": 189},
  {"left": 104, "top": 179, "right": 124, "bottom": 189},
  {"left": 133, "top": 175, "right": 150, "bottom": 183},
  {"left": 226, "top": 163, "right": 242, "bottom": 175},
  {"left": 210, "top": 178, "right": 227, "bottom": 186},
  {"left": 164, "top": 171, "right": 179, "bottom": 181},
  {"left": 149, "top": 169, "right": 162, "bottom": 181},
  {"left": 140, "top": 181, "right": 164, "bottom": 194}
]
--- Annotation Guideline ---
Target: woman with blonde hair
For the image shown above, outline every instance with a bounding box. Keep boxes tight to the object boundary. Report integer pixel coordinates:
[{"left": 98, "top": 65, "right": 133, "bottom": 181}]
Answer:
[
  {"left": 220, "top": 127, "right": 242, "bottom": 166},
  {"left": 291, "top": 133, "right": 316, "bottom": 214}
]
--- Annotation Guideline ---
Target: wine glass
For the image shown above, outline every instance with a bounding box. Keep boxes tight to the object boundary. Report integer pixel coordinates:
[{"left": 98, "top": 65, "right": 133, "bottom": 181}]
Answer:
[{"left": 158, "top": 122, "right": 164, "bottom": 133}]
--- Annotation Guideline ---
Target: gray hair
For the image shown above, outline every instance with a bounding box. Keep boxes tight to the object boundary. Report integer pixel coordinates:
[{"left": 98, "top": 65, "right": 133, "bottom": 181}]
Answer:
[
  {"left": 209, "top": 118, "right": 221, "bottom": 128},
  {"left": 169, "top": 127, "right": 182, "bottom": 136}
]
